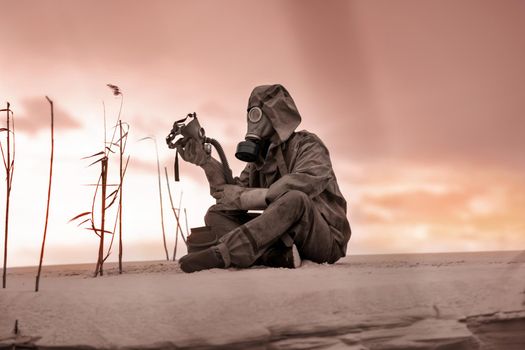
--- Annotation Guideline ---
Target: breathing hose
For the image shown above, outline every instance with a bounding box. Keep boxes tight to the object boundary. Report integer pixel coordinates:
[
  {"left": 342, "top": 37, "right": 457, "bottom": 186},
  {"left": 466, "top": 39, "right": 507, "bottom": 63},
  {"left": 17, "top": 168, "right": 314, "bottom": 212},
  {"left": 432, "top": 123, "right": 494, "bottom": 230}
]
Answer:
[{"left": 205, "top": 137, "right": 234, "bottom": 185}]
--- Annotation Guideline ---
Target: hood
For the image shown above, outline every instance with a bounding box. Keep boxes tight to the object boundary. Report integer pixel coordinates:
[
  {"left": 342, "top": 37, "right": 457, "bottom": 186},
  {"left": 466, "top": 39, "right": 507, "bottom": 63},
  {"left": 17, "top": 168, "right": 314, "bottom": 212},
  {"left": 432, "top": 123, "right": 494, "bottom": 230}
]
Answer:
[{"left": 247, "top": 84, "right": 301, "bottom": 144}]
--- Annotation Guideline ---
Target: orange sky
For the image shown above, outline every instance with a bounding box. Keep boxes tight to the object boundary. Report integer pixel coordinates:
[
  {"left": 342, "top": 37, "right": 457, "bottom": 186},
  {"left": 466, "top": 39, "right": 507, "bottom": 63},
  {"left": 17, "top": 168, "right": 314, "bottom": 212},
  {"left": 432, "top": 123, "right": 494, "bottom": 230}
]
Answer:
[{"left": 1, "top": 0, "right": 524, "bottom": 266}]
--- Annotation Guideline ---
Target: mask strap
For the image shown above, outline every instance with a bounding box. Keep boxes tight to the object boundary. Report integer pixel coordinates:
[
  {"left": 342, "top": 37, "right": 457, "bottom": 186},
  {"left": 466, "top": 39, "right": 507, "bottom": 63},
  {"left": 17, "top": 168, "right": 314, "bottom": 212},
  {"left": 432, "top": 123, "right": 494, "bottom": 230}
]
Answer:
[
  {"left": 174, "top": 149, "right": 180, "bottom": 182},
  {"left": 174, "top": 112, "right": 195, "bottom": 125}
]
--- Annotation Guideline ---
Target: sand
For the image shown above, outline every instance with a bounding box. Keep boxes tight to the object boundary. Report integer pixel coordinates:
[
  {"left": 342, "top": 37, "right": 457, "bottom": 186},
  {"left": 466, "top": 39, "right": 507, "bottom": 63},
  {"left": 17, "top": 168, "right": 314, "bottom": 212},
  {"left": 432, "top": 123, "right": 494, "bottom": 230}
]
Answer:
[{"left": 1, "top": 251, "right": 524, "bottom": 349}]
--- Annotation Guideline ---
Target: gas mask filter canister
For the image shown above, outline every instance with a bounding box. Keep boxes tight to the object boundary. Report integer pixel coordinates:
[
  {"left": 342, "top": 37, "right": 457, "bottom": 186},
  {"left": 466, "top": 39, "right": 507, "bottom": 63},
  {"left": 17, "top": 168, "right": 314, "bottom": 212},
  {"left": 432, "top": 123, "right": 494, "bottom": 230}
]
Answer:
[{"left": 235, "top": 107, "right": 263, "bottom": 162}]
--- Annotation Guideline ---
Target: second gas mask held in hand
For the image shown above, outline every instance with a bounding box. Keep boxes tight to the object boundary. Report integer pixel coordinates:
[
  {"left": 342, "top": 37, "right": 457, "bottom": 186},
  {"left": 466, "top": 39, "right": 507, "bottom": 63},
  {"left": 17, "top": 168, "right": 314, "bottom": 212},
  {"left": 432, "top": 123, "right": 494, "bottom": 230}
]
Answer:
[{"left": 235, "top": 107, "right": 273, "bottom": 162}]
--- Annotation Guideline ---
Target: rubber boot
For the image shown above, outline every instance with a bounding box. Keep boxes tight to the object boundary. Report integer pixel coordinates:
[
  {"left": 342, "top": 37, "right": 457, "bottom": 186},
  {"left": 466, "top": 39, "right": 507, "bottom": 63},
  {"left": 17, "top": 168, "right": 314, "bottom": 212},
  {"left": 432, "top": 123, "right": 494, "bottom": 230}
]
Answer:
[{"left": 179, "top": 247, "right": 225, "bottom": 273}]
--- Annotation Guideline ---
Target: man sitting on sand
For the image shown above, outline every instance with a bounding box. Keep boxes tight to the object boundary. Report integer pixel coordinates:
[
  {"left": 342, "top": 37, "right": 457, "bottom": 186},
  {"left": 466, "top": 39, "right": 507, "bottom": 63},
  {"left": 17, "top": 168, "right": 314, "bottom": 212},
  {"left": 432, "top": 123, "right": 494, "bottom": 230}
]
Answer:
[{"left": 176, "top": 84, "right": 351, "bottom": 273}]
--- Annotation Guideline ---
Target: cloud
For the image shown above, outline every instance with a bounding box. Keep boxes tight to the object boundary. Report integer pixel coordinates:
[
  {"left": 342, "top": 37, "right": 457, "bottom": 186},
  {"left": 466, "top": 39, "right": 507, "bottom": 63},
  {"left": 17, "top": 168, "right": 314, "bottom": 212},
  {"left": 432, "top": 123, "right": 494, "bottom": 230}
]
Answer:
[
  {"left": 346, "top": 162, "right": 525, "bottom": 253},
  {"left": 12, "top": 97, "right": 81, "bottom": 134},
  {"left": 3, "top": 1, "right": 524, "bottom": 168},
  {"left": 279, "top": 1, "right": 525, "bottom": 168}
]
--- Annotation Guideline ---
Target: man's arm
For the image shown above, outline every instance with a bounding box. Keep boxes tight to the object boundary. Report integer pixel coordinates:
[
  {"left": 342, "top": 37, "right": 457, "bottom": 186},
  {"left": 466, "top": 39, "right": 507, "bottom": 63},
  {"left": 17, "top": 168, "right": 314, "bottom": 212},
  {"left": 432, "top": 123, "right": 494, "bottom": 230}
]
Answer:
[
  {"left": 265, "top": 133, "right": 332, "bottom": 203},
  {"left": 201, "top": 157, "right": 228, "bottom": 195},
  {"left": 178, "top": 137, "right": 268, "bottom": 210},
  {"left": 208, "top": 165, "right": 268, "bottom": 211}
]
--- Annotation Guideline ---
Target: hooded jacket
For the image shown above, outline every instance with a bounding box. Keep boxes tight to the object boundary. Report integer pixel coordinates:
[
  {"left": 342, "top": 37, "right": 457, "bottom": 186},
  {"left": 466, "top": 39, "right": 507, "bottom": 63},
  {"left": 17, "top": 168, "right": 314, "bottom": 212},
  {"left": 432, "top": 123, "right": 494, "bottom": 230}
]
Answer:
[{"left": 204, "top": 85, "right": 351, "bottom": 259}]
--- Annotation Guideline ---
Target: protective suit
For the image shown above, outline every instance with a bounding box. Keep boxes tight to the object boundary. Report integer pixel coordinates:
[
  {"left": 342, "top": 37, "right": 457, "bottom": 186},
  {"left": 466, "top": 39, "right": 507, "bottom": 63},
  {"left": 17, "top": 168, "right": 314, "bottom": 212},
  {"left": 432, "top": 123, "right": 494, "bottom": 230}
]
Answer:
[{"left": 177, "top": 84, "right": 351, "bottom": 272}]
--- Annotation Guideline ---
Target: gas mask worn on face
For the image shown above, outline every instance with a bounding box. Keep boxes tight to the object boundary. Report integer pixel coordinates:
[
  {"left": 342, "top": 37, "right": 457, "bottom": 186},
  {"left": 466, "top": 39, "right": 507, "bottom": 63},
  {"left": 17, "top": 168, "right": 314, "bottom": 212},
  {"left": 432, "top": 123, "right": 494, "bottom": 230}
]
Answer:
[{"left": 235, "top": 107, "right": 273, "bottom": 162}]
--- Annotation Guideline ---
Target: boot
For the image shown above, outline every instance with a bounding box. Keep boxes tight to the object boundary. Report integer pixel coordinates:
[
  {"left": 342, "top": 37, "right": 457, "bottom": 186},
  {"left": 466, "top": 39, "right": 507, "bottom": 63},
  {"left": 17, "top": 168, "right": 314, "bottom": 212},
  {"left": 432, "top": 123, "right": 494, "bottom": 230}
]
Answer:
[
  {"left": 258, "top": 243, "right": 301, "bottom": 269},
  {"left": 179, "top": 247, "right": 225, "bottom": 273}
]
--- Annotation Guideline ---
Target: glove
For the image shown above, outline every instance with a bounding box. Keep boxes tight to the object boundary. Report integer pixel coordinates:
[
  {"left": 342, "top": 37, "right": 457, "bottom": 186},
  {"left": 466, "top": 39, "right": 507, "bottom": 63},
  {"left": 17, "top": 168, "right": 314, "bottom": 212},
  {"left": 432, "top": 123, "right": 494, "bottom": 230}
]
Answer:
[
  {"left": 214, "top": 184, "right": 244, "bottom": 210},
  {"left": 176, "top": 137, "right": 210, "bottom": 166},
  {"left": 214, "top": 185, "right": 268, "bottom": 210}
]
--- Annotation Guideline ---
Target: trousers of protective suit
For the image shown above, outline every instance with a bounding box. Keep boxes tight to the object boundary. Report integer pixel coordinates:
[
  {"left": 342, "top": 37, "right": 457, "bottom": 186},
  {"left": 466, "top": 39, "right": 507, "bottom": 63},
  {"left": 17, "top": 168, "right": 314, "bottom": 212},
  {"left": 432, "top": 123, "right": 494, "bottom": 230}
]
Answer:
[{"left": 205, "top": 190, "right": 336, "bottom": 268}]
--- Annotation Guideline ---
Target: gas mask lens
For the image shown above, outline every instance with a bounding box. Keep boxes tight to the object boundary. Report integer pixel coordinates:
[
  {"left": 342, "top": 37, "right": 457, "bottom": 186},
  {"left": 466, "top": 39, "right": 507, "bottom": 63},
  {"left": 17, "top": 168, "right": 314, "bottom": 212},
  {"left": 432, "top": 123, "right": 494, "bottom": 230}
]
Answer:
[{"left": 248, "top": 107, "right": 263, "bottom": 123}]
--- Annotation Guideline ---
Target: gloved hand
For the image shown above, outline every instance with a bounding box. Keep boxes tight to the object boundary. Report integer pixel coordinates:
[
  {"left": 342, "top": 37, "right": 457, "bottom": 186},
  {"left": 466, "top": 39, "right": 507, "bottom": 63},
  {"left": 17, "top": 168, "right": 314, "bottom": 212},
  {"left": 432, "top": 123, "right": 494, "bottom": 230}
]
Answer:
[
  {"left": 214, "top": 184, "right": 244, "bottom": 209},
  {"left": 176, "top": 137, "right": 210, "bottom": 166},
  {"left": 214, "top": 185, "right": 268, "bottom": 210}
]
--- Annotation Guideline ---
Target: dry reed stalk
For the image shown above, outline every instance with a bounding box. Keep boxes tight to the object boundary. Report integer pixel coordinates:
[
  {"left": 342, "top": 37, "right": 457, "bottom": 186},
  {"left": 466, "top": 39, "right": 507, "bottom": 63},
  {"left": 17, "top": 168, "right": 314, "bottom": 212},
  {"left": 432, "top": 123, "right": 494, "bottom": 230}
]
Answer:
[
  {"left": 139, "top": 137, "right": 169, "bottom": 260},
  {"left": 118, "top": 120, "right": 123, "bottom": 273},
  {"left": 2, "top": 104, "right": 7, "bottom": 289},
  {"left": 35, "top": 97, "right": 55, "bottom": 292},
  {"left": 97, "top": 86, "right": 124, "bottom": 273},
  {"left": 70, "top": 84, "right": 127, "bottom": 277},
  {"left": 94, "top": 157, "right": 108, "bottom": 277},
  {"left": 164, "top": 167, "right": 185, "bottom": 261},
  {"left": 106, "top": 84, "right": 123, "bottom": 145},
  {"left": 183, "top": 208, "right": 189, "bottom": 243},
  {"left": 155, "top": 139, "right": 169, "bottom": 261},
  {"left": 101, "top": 121, "right": 130, "bottom": 267},
  {"left": 1, "top": 102, "right": 15, "bottom": 288},
  {"left": 177, "top": 191, "right": 183, "bottom": 222},
  {"left": 102, "top": 154, "right": 129, "bottom": 264}
]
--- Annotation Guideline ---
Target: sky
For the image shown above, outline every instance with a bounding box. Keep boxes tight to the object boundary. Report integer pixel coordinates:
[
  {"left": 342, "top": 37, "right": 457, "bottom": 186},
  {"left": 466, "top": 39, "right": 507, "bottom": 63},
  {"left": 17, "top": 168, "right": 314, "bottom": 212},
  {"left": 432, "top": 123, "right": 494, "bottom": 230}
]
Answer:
[{"left": 1, "top": 0, "right": 524, "bottom": 267}]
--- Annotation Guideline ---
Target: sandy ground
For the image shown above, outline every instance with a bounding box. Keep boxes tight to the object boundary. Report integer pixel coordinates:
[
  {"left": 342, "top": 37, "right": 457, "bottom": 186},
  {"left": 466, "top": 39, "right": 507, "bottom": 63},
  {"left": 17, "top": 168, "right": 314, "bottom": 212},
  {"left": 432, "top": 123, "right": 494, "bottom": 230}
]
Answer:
[{"left": 1, "top": 251, "right": 524, "bottom": 349}]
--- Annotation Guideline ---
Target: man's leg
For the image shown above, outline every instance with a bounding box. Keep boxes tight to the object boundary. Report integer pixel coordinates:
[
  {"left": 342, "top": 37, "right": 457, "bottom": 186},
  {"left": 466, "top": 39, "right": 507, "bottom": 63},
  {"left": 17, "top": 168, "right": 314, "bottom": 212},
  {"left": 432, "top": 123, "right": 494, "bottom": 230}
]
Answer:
[
  {"left": 204, "top": 205, "right": 257, "bottom": 239},
  {"left": 184, "top": 206, "right": 257, "bottom": 254},
  {"left": 217, "top": 190, "right": 334, "bottom": 268}
]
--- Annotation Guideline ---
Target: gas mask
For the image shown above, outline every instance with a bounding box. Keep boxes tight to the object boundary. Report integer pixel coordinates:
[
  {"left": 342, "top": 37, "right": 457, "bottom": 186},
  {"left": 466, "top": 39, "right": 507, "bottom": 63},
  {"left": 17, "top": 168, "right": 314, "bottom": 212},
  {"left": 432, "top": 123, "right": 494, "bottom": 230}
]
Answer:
[{"left": 235, "top": 106, "right": 273, "bottom": 162}]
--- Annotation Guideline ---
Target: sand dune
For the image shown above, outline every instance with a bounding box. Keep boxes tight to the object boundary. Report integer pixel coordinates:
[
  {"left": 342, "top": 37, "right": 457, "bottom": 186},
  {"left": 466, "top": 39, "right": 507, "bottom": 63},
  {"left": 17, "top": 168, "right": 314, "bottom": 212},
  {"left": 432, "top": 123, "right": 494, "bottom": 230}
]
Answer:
[{"left": 1, "top": 251, "right": 524, "bottom": 349}]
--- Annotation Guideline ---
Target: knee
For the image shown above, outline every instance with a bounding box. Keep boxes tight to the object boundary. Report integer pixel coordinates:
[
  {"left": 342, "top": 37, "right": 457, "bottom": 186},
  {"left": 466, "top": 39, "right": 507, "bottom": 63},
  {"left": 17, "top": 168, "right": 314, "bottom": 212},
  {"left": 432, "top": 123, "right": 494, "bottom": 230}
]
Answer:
[
  {"left": 280, "top": 190, "right": 310, "bottom": 207},
  {"left": 204, "top": 205, "right": 222, "bottom": 227},
  {"left": 273, "top": 190, "right": 311, "bottom": 216}
]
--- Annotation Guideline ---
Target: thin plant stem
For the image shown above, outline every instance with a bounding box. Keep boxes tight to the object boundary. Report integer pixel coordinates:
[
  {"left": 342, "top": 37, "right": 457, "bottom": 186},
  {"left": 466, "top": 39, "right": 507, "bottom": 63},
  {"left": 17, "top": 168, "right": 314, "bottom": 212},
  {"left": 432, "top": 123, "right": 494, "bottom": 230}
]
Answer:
[
  {"left": 95, "top": 158, "right": 108, "bottom": 277},
  {"left": 102, "top": 155, "right": 129, "bottom": 263},
  {"left": 35, "top": 97, "right": 55, "bottom": 292},
  {"left": 138, "top": 136, "right": 169, "bottom": 260},
  {"left": 154, "top": 140, "right": 169, "bottom": 261},
  {"left": 106, "top": 94, "right": 124, "bottom": 155},
  {"left": 87, "top": 101, "right": 107, "bottom": 264},
  {"left": 2, "top": 102, "right": 13, "bottom": 289},
  {"left": 183, "top": 208, "right": 189, "bottom": 243},
  {"left": 118, "top": 121, "right": 123, "bottom": 273},
  {"left": 94, "top": 93, "right": 123, "bottom": 272},
  {"left": 102, "top": 122, "right": 130, "bottom": 263},
  {"left": 70, "top": 87, "right": 126, "bottom": 277},
  {"left": 177, "top": 191, "right": 183, "bottom": 230},
  {"left": 103, "top": 101, "right": 107, "bottom": 154},
  {"left": 176, "top": 191, "right": 183, "bottom": 255},
  {"left": 173, "top": 213, "right": 179, "bottom": 262},
  {"left": 3, "top": 103, "right": 9, "bottom": 289},
  {"left": 164, "top": 167, "right": 184, "bottom": 261}
]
